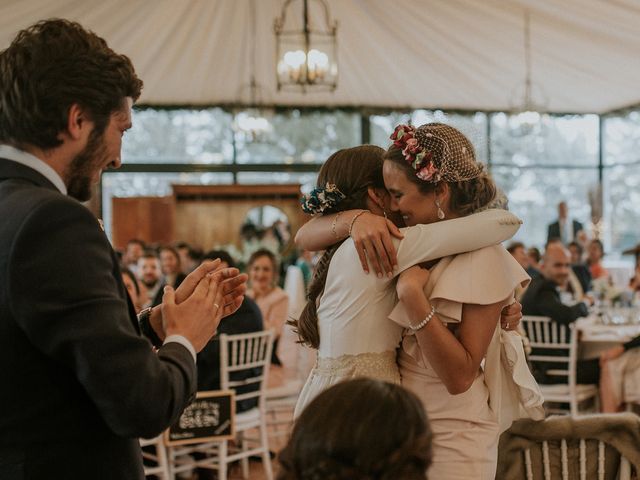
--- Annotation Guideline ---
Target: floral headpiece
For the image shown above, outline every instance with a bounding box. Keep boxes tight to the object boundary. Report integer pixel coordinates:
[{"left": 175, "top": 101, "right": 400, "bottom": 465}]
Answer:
[
  {"left": 390, "top": 124, "right": 440, "bottom": 183},
  {"left": 390, "top": 123, "right": 483, "bottom": 184},
  {"left": 300, "top": 183, "right": 346, "bottom": 214}
]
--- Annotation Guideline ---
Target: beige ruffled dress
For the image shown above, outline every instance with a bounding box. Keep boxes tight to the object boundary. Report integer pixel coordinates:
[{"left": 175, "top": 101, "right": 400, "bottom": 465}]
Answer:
[{"left": 390, "top": 245, "right": 545, "bottom": 480}]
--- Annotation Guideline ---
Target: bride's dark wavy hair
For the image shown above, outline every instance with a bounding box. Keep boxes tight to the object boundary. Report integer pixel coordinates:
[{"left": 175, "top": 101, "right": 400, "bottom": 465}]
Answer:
[
  {"left": 277, "top": 378, "right": 433, "bottom": 480},
  {"left": 294, "top": 145, "right": 385, "bottom": 349}
]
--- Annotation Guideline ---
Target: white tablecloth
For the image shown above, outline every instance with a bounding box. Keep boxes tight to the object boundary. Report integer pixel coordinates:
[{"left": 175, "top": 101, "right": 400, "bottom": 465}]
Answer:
[{"left": 576, "top": 315, "right": 640, "bottom": 359}]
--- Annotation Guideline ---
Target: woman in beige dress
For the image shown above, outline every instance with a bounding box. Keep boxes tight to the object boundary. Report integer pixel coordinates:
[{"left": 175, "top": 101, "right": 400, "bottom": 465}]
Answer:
[
  {"left": 384, "top": 123, "right": 542, "bottom": 479},
  {"left": 246, "top": 248, "right": 289, "bottom": 365}
]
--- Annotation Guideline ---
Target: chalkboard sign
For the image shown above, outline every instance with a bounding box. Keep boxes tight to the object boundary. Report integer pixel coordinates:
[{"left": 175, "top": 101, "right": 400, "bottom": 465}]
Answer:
[{"left": 164, "top": 390, "right": 235, "bottom": 446}]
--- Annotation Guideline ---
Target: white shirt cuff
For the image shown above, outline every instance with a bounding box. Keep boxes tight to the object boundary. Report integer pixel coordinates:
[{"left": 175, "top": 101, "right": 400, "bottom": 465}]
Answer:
[{"left": 163, "top": 335, "right": 197, "bottom": 363}]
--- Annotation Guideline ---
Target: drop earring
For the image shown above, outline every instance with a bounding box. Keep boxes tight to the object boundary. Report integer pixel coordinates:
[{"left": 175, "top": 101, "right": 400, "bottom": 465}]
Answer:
[{"left": 435, "top": 199, "right": 445, "bottom": 220}]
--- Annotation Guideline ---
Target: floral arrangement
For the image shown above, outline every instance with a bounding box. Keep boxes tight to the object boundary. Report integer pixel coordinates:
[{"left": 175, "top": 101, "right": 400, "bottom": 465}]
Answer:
[
  {"left": 390, "top": 124, "right": 440, "bottom": 182},
  {"left": 592, "top": 277, "right": 627, "bottom": 305},
  {"left": 300, "top": 183, "right": 346, "bottom": 214}
]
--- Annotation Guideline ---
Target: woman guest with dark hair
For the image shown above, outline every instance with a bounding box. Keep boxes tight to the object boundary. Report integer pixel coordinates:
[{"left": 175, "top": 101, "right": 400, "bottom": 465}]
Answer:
[
  {"left": 278, "top": 378, "right": 433, "bottom": 480},
  {"left": 152, "top": 246, "right": 187, "bottom": 306},
  {"left": 246, "top": 248, "right": 289, "bottom": 365}
]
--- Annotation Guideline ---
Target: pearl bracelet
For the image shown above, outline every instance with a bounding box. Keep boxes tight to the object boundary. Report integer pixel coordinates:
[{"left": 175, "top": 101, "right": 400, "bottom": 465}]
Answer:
[
  {"left": 408, "top": 305, "right": 436, "bottom": 332},
  {"left": 331, "top": 211, "right": 343, "bottom": 239}
]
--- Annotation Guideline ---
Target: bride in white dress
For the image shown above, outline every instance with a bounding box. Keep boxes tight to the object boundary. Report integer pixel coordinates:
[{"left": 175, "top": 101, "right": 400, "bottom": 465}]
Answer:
[{"left": 292, "top": 144, "right": 525, "bottom": 418}]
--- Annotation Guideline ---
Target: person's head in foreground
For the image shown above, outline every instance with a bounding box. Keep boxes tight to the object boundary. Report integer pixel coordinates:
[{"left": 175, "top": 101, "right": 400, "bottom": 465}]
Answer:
[
  {"left": 383, "top": 123, "right": 495, "bottom": 226},
  {"left": 0, "top": 18, "right": 142, "bottom": 201},
  {"left": 277, "top": 378, "right": 432, "bottom": 480}
]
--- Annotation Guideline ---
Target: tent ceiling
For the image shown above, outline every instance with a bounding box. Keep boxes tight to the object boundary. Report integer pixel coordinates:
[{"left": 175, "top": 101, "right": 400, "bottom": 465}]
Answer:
[{"left": 2, "top": 0, "right": 640, "bottom": 114}]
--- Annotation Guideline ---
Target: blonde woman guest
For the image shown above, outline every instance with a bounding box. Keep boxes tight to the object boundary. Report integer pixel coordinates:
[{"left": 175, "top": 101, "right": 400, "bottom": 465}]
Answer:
[{"left": 247, "top": 248, "right": 289, "bottom": 365}]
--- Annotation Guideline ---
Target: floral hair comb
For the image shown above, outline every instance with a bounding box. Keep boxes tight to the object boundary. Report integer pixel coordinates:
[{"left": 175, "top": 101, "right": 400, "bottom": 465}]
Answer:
[
  {"left": 390, "top": 124, "right": 440, "bottom": 182},
  {"left": 300, "top": 183, "right": 346, "bottom": 214}
]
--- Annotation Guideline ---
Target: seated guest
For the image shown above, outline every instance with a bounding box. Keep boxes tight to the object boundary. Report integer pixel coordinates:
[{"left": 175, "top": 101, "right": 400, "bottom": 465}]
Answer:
[
  {"left": 152, "top": 246, "right": 187, "bottom": 306},
  {"left": 136, "top": 252, "right": 162, "bottom": 308},
  {"left": 196, "top": 250, "right": 264, "bottom": 412},
  {"left": 122, "top": 238, "right": 145, "bottom": 276},
  {"left": 622, "top": 244, "right": 640, "bottom": 292},
  {"left": 521, "top": 243, "right": 598, "bottom": 385},
  {"left": 527, "top": 246, "right": 542, "bottom": 272},
  {"left": 277, "top": 378, "right": 432, "bottom": 480},
  {"left": 507, "top": 241, "right": 541, "bottom": 279},
  {"left": 568, "top": 240, "right": 592, "bottom": 293},
  {"left": 176, "top": 241, "right": 202, "bottom": 275},
  {"left": 121, "top": 268, "right": 143, "bottom": 312},
  {"left": 587, "top": 239, "right": 609, "bottom": 280},
  {"left": 599, "top": 337, "right": 640, "bottom": 412},
  {"left": 247, "top": 248, "right": 289, "bottom": 365}
]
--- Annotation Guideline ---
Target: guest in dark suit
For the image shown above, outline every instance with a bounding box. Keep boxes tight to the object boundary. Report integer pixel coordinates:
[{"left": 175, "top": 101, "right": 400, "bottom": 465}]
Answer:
[
  {"left": 0, "top": 19, "right": 247, "bottom": 479},
  {"left": 521, "top": 244, "right": 598, "bottom": 385},
  {"left": 547, "top": 201, "right": 583, "bottom": 245},
  {"left": 196, "top": 250, "right": 264, "bottom": 413}
]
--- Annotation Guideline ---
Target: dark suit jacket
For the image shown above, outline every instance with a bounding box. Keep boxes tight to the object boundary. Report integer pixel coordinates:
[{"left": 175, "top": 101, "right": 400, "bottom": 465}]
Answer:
[
  {"left": 197, "top": 297, "right": 263, "bottom": 413},
  {"left": 547, "top": 219, "right": 583, "bottom": 244},
  {"left": 0, "top": 159, "right": 196, "bottom": 479},
  {"left": 521, "top": 276, "right": 595, "bottom": 384},
  {"left": 521, "top": 276, "right": 589, "bottom": 326}
]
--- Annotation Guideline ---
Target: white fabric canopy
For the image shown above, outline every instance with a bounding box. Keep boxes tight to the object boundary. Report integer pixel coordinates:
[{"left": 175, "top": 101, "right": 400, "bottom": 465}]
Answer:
[{"left": 1, "top": 0, "right": 639, "bottom": 113}]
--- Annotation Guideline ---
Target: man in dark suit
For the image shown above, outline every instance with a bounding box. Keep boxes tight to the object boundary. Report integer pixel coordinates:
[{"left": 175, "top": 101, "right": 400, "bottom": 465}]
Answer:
[
  {"left": 521, "top": 243, "right": 598, "bottom": 385},
  {"left": 0, "top": 20, "right": 247, "bottom": 479},
  {"left": 547, "top": 201, "right": 583, "bottom": 245}
]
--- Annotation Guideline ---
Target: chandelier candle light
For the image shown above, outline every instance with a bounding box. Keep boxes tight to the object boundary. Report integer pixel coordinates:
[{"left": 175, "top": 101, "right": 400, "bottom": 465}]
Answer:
[{"left": 274, "top": 0, "right": 338, "bottom": 92}]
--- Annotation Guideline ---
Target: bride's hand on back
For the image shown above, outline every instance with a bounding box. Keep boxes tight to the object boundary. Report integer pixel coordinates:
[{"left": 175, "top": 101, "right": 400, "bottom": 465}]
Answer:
[
  {"left": 500, "top": 301, "right": 522, "bottom": 331},
  {"left": 396, "top": 265, "right": 430, "bottom": 301},
  {"left": 350, "top": 211, "right": 403, "bottom": 278}
]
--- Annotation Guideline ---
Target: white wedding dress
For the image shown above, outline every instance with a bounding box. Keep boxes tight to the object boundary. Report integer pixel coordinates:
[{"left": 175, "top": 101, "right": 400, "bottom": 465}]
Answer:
[{"left": 293, "top": 208, "right": 523, "bottom": 417}]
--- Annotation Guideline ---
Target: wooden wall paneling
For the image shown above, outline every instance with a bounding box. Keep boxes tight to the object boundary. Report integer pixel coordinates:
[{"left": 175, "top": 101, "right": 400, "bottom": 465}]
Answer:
[{"left": 111, "top": 196, "right": 176, "bottom": 250}]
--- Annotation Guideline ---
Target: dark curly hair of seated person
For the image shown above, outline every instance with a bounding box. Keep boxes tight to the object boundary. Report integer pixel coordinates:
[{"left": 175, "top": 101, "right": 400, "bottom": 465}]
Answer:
[{"left": 277, "top": 378, "right": 433, "bottom": 480}]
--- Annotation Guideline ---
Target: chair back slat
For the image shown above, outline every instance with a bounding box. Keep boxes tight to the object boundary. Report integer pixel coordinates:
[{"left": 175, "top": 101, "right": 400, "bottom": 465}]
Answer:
[
  {"left": 524, "top": 449, "right": 534, "bottom": 480},
  {"left": 561, "top": 439, "right": 568, "bottom": 480},
  {"left": 219, "top": 330, "right": 275, "bottom": 408},
  {"left": 598, "top": 441, "right": 605, "bottom": 480},
  {"left": 542, "top": 440, "right": 551, "bottom": 479}
]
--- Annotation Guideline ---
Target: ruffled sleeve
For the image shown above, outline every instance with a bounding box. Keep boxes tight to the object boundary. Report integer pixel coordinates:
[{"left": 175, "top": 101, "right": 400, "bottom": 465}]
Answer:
[{"left": 389, "top": 245, "right": 544, "bottom": 432}]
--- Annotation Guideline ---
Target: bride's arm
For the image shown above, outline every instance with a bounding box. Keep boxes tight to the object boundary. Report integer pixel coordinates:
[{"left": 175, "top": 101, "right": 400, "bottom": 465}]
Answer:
[
  {"left": 397, "top": 266, "right": 506, "bottom": 394},
  {"left": 394, "top": 209, "right": 521, "bottom": 273},
  {"left": 295, "top": 210, "right": 403, "bottom": 276}
]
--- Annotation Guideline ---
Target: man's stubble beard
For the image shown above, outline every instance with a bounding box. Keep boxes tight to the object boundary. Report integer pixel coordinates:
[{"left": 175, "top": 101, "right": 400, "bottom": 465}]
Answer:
[{"left": 64, "top": 128, "right": 107, "bottom": 201}]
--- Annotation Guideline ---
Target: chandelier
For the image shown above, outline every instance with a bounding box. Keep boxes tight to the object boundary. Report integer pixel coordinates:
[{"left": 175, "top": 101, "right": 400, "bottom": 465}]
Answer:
[
  {"left": 234, "top": 0, "right": 272, "bottom": 142},
  {"left": 274, "top": 0, "right": 338, "bottom": 92},
  {"left": 509, "top": 11, "right": 548, "bottom": 135}
]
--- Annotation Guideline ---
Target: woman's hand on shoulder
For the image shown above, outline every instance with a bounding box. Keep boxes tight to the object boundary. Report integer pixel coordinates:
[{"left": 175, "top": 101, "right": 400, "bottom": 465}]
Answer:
[
  {"left": 397, "top": 265, "right": 430, "bottom": 301},
  {"left": 350, "top": 211, "right": 403, "bottom": 277}
]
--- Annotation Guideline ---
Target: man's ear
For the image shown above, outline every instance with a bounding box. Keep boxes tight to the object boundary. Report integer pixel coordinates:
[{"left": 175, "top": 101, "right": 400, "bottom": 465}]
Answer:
[{"left": 65, "top": 103, "right": 91, "bottom": 141}]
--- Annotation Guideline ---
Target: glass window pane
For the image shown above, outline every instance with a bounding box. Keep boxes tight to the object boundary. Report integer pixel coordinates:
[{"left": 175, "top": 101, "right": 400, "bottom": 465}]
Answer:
[
  {"left": 235, "top": 110, "right": 360, "bottom": 164},
  {"left": 603, "top": 110, "right": 640, "bottom": 166},
  {"left": 490, "top": 114, "right": 599, "bottom": 167},
  {"left": 236, "top": 172, "right": 317, "bottom": 191},
  {"left": 101, "top": 172, "right": 234, "bottom": 240},
  {"left": 370, "top": 112, "right": 411, "bottom": 148},
  {"left": 370, "top": 111, "right": 488, "bottom": 163},
  {"left": 122, "top": 108, "right": 234, "bottom": 164},
  {"left": 603, "top": 164, "right": 640, "bottom": 253},
  {"left": 493, "top": 166, "right": 599, "bottom": 249}
]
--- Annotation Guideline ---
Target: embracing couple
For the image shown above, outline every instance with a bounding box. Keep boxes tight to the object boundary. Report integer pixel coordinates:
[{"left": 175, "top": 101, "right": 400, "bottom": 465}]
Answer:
[{"left": 292, "top": 123, "right": 544, "bottom": 479}]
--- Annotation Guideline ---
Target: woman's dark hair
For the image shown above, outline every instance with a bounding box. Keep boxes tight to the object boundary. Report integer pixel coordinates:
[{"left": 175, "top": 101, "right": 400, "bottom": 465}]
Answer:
[
  {"left": 203, "top": 249, "right": 236, "bottom": 268},
  {"left": 384, "top": 124, "right": 496, "bottom": 216},
  {"left": 120, "top": 268, "right": 140, "bottom": 296},
  {"left": 295, "top": 145, "right": 386, "bottom": 349},
  {"left": 0, "top": 19, "right": 143, "bottom": 150},
  {"left": 277, "top": 378, "right": 432, "bottom": 480}
]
